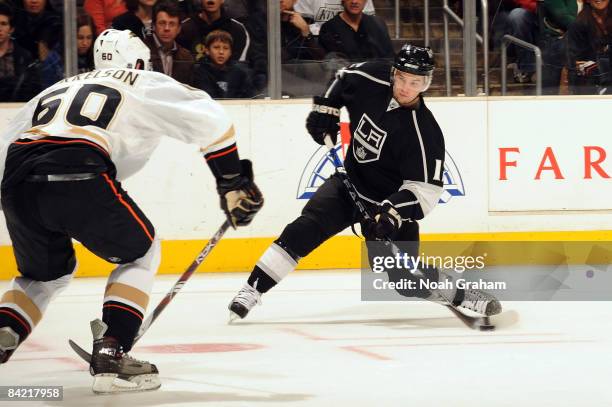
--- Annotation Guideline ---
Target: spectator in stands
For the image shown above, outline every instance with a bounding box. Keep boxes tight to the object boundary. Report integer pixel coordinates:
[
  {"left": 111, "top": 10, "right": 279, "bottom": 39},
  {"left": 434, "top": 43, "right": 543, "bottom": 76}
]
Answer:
[
  {"left": 145, "top": 0, "right": 194, "bottom": 84},
  {"left": 177, "top": 0, "right": 251, "bottom": 63},
  {"left": 194, "top": 29, "right": 254, "bottom": 98},
  {"left": 539, "top": 0, "right": 578, "bottom": 94},
  {"left": 294, "top": 0, "right": 375, "bottom": 36},
  {"left": 494, "top": 0, "right": 538, "bottom": 83},
  {"left": 281, "top": 0, "right": 325, "bottom": 61},
  {"left": 12, "top": 0, "right": 62, "bottom": 62},
  {"left": 567, "top": 0, "right": 612, "bottom": 94},
  {"left": 84, "top": 0, "right": 127, "bottom": 35},
  {"left": 77, "top": 13, "right": 96, "bottom": 73},
  {"left": 0, "top": 1, "right": 40, "bottom": 101},
  {"left": 38, "top": 13, "right": 97, "bottom": 88},
  {"left": 318, "top": 0, "right": 393, "bottom": 61},
  {"left": 223, "top": 0, "right": 265, "bottom": 23},
  {"left": 112, "top": 0, "right": 156, "bottom": 40}
]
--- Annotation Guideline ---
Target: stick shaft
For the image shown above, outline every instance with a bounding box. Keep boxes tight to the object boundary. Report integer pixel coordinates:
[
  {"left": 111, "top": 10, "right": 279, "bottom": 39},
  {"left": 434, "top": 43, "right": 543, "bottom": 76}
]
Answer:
[{"left": 134, "top": 220, "right": 231, "bottom": 343}]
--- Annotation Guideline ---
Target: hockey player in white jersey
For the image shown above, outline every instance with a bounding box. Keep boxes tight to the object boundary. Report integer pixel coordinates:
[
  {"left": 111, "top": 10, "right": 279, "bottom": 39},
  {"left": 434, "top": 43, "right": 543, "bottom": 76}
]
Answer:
[{"left": 0, "top": 29, "right": 263, "bottom": 393}]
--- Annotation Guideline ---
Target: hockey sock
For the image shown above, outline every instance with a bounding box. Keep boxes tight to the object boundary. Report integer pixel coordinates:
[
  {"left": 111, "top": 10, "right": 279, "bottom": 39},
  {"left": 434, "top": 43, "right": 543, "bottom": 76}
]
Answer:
[
  {"left": 0, "top": 307, "right": 30, "bottom": 345},
  {"left": 247, "top": 266, "right": 278, "bottom": 293},
  {"left": 248, "top": 241, "right": 300, "bottom": 293},
  {"left": 102, "top": 301, "right": 143, "bottom": 352}
]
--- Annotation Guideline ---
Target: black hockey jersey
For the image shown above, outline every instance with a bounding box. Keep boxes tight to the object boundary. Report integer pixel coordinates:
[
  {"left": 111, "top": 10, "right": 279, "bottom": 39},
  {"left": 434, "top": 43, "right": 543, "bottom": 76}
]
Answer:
[{"left": 322, "top": 60, "right": 445, "bottom": 221}]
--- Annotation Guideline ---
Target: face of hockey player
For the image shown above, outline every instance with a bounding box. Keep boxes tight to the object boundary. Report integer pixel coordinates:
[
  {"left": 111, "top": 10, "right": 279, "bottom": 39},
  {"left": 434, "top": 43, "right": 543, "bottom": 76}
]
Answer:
[
  {"left": 155, "top": 11, "right": 181, "bottom": 47},
  {"left": 24, "top": 0, "right": 45, "bottom": 14},
  {"left": 202, "top": 0, "right": 224, "bottom": 14},
  {"left": 342, "top": 0, "right": 366, "bottom": 16},
  {"left": 588, "top": 0, "right": 610, "bottom": 12},
  {"left": 207, "top": 39, "right": 232, "bottom": 67},
  {"left": 0, "top": 14, "right": 13, "bottom": 46},
  {"left": 393, "top": 70, "right": 427, "bottom": 107},
  {"left": 77, "top": 25, "right": 94, "bottom": 56}
]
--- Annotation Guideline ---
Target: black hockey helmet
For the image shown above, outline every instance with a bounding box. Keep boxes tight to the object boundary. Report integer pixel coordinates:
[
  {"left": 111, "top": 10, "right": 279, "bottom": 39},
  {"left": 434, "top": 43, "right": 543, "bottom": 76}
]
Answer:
[
  {"left": 391, "top": 44, "right": 435, "bottom": 94},
  {"left": 393, "top": 44, "right": 435, "bottom": 75}
]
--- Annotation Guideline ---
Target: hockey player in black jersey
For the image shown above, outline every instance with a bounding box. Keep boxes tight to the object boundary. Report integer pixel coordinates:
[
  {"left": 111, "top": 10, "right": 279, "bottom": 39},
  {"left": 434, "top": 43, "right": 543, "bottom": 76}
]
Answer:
[{"left": 229, "top": 44, "right": 501, "bottom": 320}]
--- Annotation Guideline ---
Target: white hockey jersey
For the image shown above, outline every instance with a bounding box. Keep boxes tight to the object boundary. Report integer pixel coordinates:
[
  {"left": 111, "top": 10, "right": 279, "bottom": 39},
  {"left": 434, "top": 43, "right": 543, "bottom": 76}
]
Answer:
[
  {"left": 294, "top": 0, "right": 376, "bottom": 35},
  {"left": 0, "top": 68, "right": 234, "bottom": 195}
]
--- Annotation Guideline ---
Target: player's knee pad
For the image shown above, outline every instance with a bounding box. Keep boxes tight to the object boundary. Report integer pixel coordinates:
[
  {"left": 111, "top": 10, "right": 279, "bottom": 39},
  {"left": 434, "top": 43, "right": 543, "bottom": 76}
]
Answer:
[
  {"left": 105, "top": 239, "right": 161, "bottom": 314},
  {"left": 255, "top": 240, "right": 299, "bottom": 283},
  {"left": 0, "top": 261, "right": 77, "bottom": 329},
  {"left": 278, "top": 215, "right": 328, "bottom": 258}
]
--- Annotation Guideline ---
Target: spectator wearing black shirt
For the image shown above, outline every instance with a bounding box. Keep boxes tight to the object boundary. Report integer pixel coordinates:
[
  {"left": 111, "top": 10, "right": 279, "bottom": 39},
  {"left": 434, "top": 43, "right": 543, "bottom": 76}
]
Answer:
[
  {"left": 194, "top": 29, "right": 254, "bottom": 98},
  {"left": 112, "top": 0, "right": 156, "bottom": 40},
  {"left": 77, "top": 13, "right": 96, "bottom": 73},
  {"left": 12, "top": 0, "right": 62, "bottom": 62},
  {"left": 567, "top": 0, "right": 612, "bottom": 94},
  {"left": 319, "top": 0, "right": 393, "bottom": 61},
  {"left": 0, "top": 2, "right": 40, "bottom": 101},
  {"left": 177, "top": 0, "right": 251, "bottom": 63},
  {"left": 281, "top": 0, "right": 325, "bottom": 61}
]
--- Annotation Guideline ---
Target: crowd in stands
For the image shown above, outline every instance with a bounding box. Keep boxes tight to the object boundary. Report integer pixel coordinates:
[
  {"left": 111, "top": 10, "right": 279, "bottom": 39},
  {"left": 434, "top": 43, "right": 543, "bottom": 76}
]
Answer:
[
  {"left": 0, "top": 0, "right": 611, "bottom": 101},
  {"left": 494, "top": 0, "right": 612, "bottom": 94}
]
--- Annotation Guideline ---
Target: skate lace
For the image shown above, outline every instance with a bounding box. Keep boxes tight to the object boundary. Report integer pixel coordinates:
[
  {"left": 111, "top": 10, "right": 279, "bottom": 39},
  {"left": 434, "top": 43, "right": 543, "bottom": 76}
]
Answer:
[
  {"left": 120, "top": 351, "right": 147, "bottom": 364},
  {"left": 462, "top": 289, "right": 493, "bottom": 314},
  {"left": 234, "top": 285, "right": 261, "bottom": 308}
]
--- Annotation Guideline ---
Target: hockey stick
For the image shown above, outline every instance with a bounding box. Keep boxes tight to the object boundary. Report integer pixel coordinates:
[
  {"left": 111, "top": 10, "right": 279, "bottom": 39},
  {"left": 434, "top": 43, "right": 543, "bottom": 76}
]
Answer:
[
  {"left": 69, "top": 220, "right": 232, "bottom": 363},
  {"left": 323, "top": 136, "right": 494, "bottom": 331}
]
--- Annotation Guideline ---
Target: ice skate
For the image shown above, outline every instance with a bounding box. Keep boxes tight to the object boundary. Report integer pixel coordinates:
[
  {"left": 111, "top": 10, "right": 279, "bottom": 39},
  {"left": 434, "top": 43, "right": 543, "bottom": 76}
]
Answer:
[
  {"left": 228, "top": 284, "right": 261, "bottom": 322},
  {"left": 456, "top": 289, "right": 502, "bottom": 316},
  {"left": 0, "top": 327, "right": 19, "bottom": 364},
  {"left": 89, "top": 319, "right": 160, "bottom": 394}
]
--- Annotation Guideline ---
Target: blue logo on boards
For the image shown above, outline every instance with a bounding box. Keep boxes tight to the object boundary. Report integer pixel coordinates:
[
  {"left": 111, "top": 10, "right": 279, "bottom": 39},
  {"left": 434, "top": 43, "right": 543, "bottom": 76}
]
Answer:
[{"left": 296, "top": 144, "right": 465, "bottom": 203}]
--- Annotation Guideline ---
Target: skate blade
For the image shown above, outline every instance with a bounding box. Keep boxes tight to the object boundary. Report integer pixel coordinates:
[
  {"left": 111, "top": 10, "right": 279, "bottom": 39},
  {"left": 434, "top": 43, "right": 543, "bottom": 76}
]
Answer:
[
  {"left": 228, "top": 311, "right": 241, "bottom": 324},
  {"left": 92, "top": 373, "right": 161, "bottom": 394}
]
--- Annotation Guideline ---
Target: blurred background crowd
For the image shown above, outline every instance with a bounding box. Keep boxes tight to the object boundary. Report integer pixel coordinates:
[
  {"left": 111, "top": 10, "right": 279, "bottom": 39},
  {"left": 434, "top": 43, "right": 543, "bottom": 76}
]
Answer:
[{"left": 0, "top": 0, "right": 609, "bottom": 101}]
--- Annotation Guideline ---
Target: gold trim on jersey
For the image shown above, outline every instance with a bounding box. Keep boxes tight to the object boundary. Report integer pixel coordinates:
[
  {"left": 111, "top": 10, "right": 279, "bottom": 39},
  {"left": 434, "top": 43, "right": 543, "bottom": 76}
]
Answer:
[{"left": 200, "top": 125, "right": 236, "bottom": 154}]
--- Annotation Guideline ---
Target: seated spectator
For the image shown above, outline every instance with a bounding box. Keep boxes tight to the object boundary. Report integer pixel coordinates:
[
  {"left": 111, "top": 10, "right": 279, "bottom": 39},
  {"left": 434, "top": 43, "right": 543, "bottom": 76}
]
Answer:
[
  {"left": 38, "top": 13, "right": 97, "bottom": 88},
  {"left": 84, "top": 0, "right": 127, "bottom": 35},
  {"left": 177, "top": 0, "right": 251, "bottom": 63},
  {"left": 145, "top": 0, "right": 194, "bottom": 84},
  {"left": 112, "top": 0, "right": 156, "bottom": 40},
  {"left": 12, "top": 0, "right": 62, "bottom": 62},
  {"left": 194, "top": 29, "right": 254, "bottom": 98},
  {"left": 83, "top": 0, "right": 127, "bottom": 35},
  {"left": 77, "top": 13, "right": 96, "bottom": 73},
  {"left": 294, "top": 0, "right": 375, "bottom": 36},
  {"left": 0, "top": 1, "right": 40, "bottom": 101},
  {"left": 281, "top": 0, "right": 325, "bottom": 61},
  {"left": 221, "top": 0, "right": 265, "bottom": 22},
  {"left": 319, "top": 0, "right": 393, "bottom": 61},
  {"left": 539, "top": 0, "right": 578, "bottom": 94},
  {"left": 493, "top": 0, "right": 538, "bottom": 83},
  {"left": 567, "top": 0, "right": 612, "bottom": 94}
]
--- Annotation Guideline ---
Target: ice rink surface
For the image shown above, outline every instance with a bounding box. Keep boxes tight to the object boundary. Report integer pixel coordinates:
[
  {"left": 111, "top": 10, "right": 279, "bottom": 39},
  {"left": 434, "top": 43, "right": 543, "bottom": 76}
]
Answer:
[{"left": 2, "top": 270, "right": 612, "bottom": 407}]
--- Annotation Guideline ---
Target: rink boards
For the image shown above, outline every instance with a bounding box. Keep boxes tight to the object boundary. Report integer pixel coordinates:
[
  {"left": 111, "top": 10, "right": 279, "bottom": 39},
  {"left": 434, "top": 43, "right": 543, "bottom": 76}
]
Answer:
[{"left": 0, "top": 96, "right": 610, "bottom": 278}]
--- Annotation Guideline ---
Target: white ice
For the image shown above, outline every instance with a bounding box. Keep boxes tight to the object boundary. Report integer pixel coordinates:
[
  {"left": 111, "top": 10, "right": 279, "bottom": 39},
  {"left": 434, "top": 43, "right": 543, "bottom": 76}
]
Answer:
[{"left": 2, "top": 270, "right": 612, "bottom": 407}]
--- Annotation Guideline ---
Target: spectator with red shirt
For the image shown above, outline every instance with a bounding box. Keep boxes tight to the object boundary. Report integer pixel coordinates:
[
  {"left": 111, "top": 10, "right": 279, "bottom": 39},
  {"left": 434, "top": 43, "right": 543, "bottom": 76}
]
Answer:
[{"left": 84, "top": 0, "right": 127, "bottom": 35}]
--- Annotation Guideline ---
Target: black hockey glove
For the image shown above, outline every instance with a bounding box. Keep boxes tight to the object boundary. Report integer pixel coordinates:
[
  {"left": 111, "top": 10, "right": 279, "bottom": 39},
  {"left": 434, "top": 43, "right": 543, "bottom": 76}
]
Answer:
[
  {"left": 217, "top": 159, "right": 264, "bottom": 228},
  {"left": 305, "top": 96, "right": 341, "bottom": 145},
  {"left": 362, "top": 202, "right": 403, "bottom": 241}
]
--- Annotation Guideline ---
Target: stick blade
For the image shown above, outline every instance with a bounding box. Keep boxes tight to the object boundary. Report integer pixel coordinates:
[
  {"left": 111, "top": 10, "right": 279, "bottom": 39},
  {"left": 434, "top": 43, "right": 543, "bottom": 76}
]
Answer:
[{"left": 68, "top": 339, "right": 92, "bottom": 364}]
